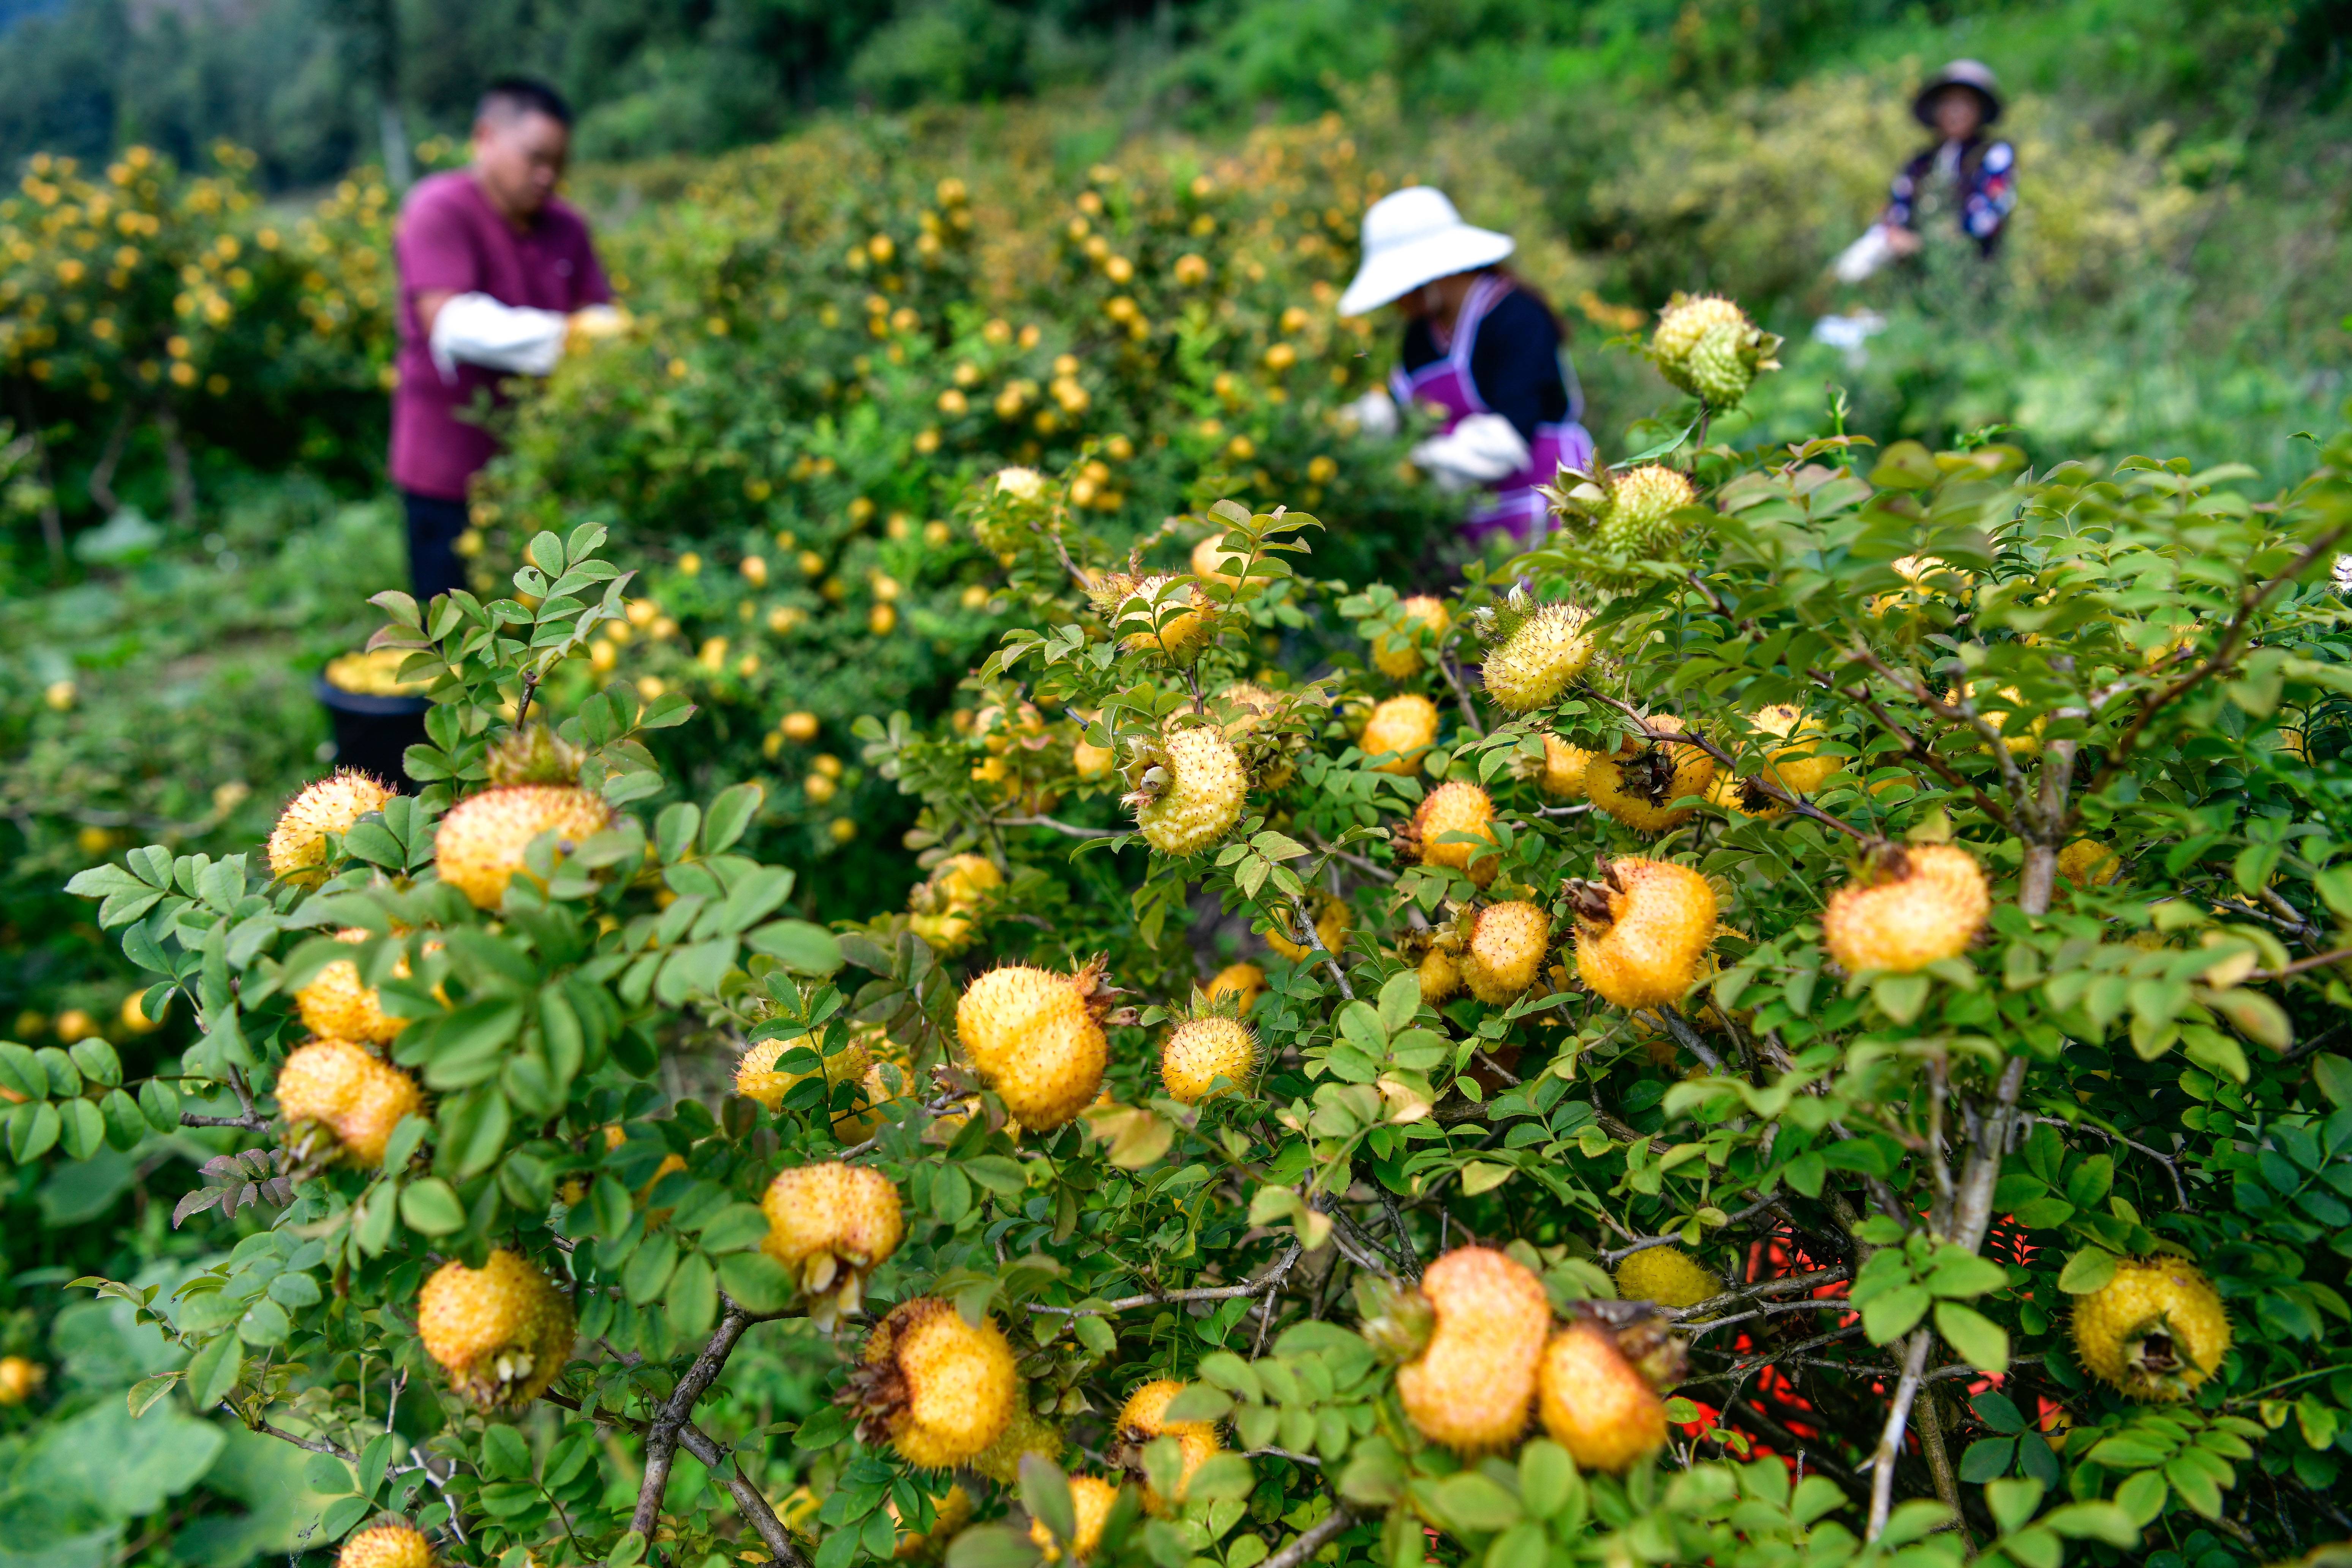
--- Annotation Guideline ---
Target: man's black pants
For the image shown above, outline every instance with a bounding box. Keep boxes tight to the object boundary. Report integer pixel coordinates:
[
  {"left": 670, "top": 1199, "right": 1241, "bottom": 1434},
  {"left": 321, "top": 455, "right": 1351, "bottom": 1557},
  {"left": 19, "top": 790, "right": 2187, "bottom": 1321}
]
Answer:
[{"left": 402, "top": 490, "right": 471, "bottom": 606}]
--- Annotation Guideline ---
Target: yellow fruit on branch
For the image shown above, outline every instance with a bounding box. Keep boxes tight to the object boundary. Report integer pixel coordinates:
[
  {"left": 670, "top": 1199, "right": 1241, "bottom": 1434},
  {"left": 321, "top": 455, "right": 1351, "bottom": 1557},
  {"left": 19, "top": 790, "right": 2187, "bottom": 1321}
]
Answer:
[
  {"left": 1821, "top": 843, "right": 1989, "bottom": 975},
  {"left": 1160, "top": 1013, "right": 1260, "bottom": 1103},
  {"left": 2071, "top": 1257, "right": 2232, "bottom": 1403},
  {"left": 337, "top": 1520, "right": 434, "bottom": 1568},
  {"left": 1569, "top": 857, "right": 1719, "bottom": 1009},
  {"left": 1418, "top": 938, "right": 1464, "bottom": 1005},
  {"left": 417, "top": 1248, "right": 575, "bottom": 1410},
  {"left": 294, "top": 928, "right": 409, "bottom": 1045},
  {"left": 762, "top": 1162, "right": 905, "bottom": 1324},
  {"left": 1707, "top": 704, "right": 1836, "bottom": 819},
  {"left": 1535, "top": 733, "right": 1596, "bottom": 800},
  {"left": 1202, "top": 961, "right": 1265, "bottom": 1012},
  {"left": 1390, "top": 1246, "right": 1551, "bottom": 1453},
  {"left": 1111, "top": 1378, "right": 1223, "bottom": 1511},
  {"left": 734, "top": 1028, "right": 873, "bottom": 1115},
  {"left": 1464, "top": 901, "right": 1553, "bottom": 1004},
  {"left": 1360, "top": 693, "right": 1438, "bottom": 776},
  {"left": 266, "top": 768, "right": 393, "bottom": 879},
  {"left": 1538, "top": 1319, "right": 1669, "bottom": 1473},
  {"left": 972, "top": 1402, "right": 1067, "bottom": 1484},
  {"left": 1477, "top": 599, "right": 1594, "bottom": 714},
  {"left": 0, "top": 1355, "right": 46, "bottom": 1407},
  {"left": 433, "top": 784, "right": 614, "bottom": 910},
  {"left": 843, "top": 1297, "right": 1020, "bottom": 1468},
  {"left": 893, "top": 1483, "right": 975, "bottom": 1562},
  {"left": 1266, "top": 896, "right": 1350, "bottom": 962},
  {"left": 1613, "top": 1246, "right": 1722, "bottom": 1310},
  {"left": 1401, "top": 781, "right": 1500, "bottom": 887},
  {"left": 2057, "top": 839, "right": 2123, "bottom": 888},
  {"left": 274, "top": 1038, "right": 422, "bottom": 1167},
  {"left": 957, "top": 963, "right": 1113, "bottom": 1131},
  {"left": 1370, "top": 594, "right": 1450, "bottom": 680},
  {"left": 1093, "top": 572, "right": 1216, "bottom": 659},
  {"left": 1029, "top": 1475, "right": 1121, "bottom": 1562},
  {"left": 1585, "top": 716, "right": 1714, "bottom": 833},
  {"left": 1127, "top": 724, "right": 1247, "bottom": 856}
]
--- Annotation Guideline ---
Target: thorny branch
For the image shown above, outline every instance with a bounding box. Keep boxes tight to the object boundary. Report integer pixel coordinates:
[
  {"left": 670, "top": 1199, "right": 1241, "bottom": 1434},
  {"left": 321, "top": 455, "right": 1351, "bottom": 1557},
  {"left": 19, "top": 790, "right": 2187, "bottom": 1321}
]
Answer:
[
  {"left": 1259, "top": 1502, "right": 1360, "bottom": 1568},
  {"left": 631, "top": 1303, "right": 757, "bottom": 1546},
  {"left": 1027, "top": 1244, "right": 1304, "bottom": 1316},
  {"left": 1289, "top": 894, "right": 1355, "bottom": 1001}
]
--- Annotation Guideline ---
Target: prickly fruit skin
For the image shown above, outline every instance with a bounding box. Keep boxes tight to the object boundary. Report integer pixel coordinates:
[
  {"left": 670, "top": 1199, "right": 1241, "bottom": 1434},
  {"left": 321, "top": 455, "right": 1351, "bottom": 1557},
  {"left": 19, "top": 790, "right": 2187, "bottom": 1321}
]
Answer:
[
  {"left": 1410, "top": 782, "right": 1500, "bottom": 887},
  {"left": 1650, "top": 294, "right": 1751, "bottom": 371},
  {"left": 1029, "top": 1475, "right": 1121, "bottom": 1562},
  {"left": 267, "top": 770, "right": 394, "bottom": 880},
  {"left": 1203, "top": 961, "right": 1265, "bottom": 1012},
  {"left": 2071, "top": 1259, "right": 2232, "bottom": 1403},
  {"left": 1161, "top": 1016, "right": 1259, "bottom": 1104},
  {"left": 972, "top": 1403, "right": 1066, "bottom": 1485},
  {"left": 1135, "top": 726, "right": 1247, "bottom": 855},
  {"left": 1465, "top": 902, "right": 1553, "bottom": 1004},
  {"left": 852, "top": 1298, "right": 1021, "bottom": 1469},
  {"left": 275, "top": 1038, "right": 423, "bottom": 1167},
  {"left": 1585, "top": 716, "right": 1715, "bottom": 833},
  {"left": 433, "top": 784, "right": 614, "bottom": 910},
  {"left": 295, "top": 929, "right": 408, "bottom": 1045},
  {"left": 2058, "top": 839, "right": 2122, "bottom": 888},
  {"left": 1372, "top": 595, "right": 1451, "bottom": 679},
  {"left": 1538, "top": 735, "right": 1596, "bottom": 800},
  {"left": 1597, "top": 466, "right": 1697, "bottom": 561},
  {"left": 909, "top": 854, "right": 1004, "bottom": 955},
  {"left": 957, "top": 966, "right": 1108, "bottom": 1132},
  {"left": 1481, "top": 604, "right": 1594, "bottom": 713},
  {"left": 0, "top": 1356, "right": 43, "bottom": 1406},
  {"left": 736, "top": 1030, "right": 874, "bottom": 1114},
  {"left": 1573, "top": 858, "right": 1719, "bottom": 1010},
  {"left": 1419, "top": 943, "right": 1463, "bottom": 1004},
  {"left": 1114, "top": 1380, "right": 1222, "bottom": 1512},
  {"left": 337, "top": 1520, "right": 434, "bottom": 1568},
  {"left": 1266, "top": 897, "right": 1348, "bottom": 963},
  {"left": 1100, "top": 574, "right": 1214, "bottom": 658},
  {"left": 417, "top": 1248, "right": 576, "bottom": 1410},
  {"left": 1710, "top": 705, "right": 1837, "bottom": 819},
  {"left": 762, "top": 1162, "right": 905, "bottom": 1291},
  {"left": 1538, "top": 1321, "right": 1668, "bottom": 1473},
  {"left": 1395, "top": 1246, "right": 1551, "bottom": 1454},
  {"left": 1614, "top": 1247, "right": 1722, "bottom": 1310},
  {"left": 1683, "top": 320, "right": 1756, "bottom": 405},
  {"left": 1821, "top": 844, "right": 1989, "bottom": 975},
  {"left": 1361, "top": 694, "right": 1438, "bottom": 775}
]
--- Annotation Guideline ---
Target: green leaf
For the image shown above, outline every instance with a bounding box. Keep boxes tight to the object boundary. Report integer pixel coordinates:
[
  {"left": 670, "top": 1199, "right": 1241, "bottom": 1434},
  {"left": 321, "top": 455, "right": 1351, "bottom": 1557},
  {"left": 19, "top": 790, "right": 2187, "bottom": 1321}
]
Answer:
[
  {"left": 1021, "top": 1453, "right": 1076, "bottom": 1549},
  {"left": 746, "top": 920, "right": 844, "bottom": 974},
  {"left": 1934, "top": 1300, "right": 2009, "bottom": 1373},
  {"left": 716, "top": 1252, "right": 795, "bottom": 1316},
  {"left": 1872, "top": 972, "right": 1930, "bottom": 1024},
  {"left": 702, "top": 782, "right": 764, "bottom": 855},
  {"left": 1429, "top": 1472, "right": 1522, "bottom": 1534},
  {"left": 1516, "top": 1440, "right": 1575, "bottom": 1520},
  {"left": 667, "top": 1250, "right": 718, "bottom": 1339},
  {"left": 2041, "top": 1503, "right": 2138, "bottom": 1547},
  {"left": 398, "top": 1178, "right": 467, "bottom": 1236},
  {"left": 1958, "top": 1437, "right": 2015, "bottom": 1483},
  {"left": 1860, "top": 1285, "right": 1930, "bottom": 1344},
  {"left": 2058, "top": 1249, "right": 2119, "bottom": 1295},
  {"left": 185, "top": 1332, "right": 242, "bottom": 1410}
]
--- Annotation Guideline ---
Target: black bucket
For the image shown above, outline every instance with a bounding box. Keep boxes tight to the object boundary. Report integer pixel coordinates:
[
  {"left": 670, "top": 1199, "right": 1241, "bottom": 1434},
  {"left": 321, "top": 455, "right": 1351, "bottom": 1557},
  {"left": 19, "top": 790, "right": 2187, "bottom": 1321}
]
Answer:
[{"left": 315, "top": 674, "right": 431, "bottom": 794}]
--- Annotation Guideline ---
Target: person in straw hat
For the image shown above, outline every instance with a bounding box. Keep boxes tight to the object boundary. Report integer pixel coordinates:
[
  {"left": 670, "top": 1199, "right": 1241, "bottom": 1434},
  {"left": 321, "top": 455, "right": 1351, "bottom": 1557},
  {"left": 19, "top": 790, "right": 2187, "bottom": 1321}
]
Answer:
[
  {"left": 1836, "top": 60, "right": 2017, "bottom": 280},
  {"left": 1336, "top": 187, "right": 1592, "bottom": 553}
]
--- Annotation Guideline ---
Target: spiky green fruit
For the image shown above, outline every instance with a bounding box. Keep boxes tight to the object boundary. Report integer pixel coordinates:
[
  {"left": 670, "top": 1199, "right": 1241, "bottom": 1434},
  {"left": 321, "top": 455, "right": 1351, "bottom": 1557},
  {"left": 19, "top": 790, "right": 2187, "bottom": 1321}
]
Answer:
[
  {"left": 1685, "top": 320, "right": 1761, "bottom": 405},
  {"left": 1479, "top": 601, "right": 1594, "bottom": 714}
]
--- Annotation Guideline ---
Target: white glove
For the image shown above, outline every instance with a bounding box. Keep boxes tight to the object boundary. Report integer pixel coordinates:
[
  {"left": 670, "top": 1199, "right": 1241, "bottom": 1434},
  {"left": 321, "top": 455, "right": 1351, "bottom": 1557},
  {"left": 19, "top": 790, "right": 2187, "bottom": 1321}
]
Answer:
[
  {"left": 429, "top": 292, "right": 571, "bottom": 381},
  {"left": 1410, "top": 413, "right": 1530, "bottom": 494},
  {"left": 1832, "top": 225, "right": 1897, "bottom": 284},
  {"left": 1341, "top": 388, "right": 1399, "bottom": 439}
]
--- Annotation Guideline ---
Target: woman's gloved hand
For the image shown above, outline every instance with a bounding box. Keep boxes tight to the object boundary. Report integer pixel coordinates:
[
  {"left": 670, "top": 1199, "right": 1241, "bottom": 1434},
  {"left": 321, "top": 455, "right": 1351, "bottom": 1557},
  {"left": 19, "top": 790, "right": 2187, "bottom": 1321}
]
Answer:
[
  {"left": 566, "top": 305, "right": 632, "bottom": 352},
  {"left": 1410, "top": 413, "right": 1530, "bottom": 494}
]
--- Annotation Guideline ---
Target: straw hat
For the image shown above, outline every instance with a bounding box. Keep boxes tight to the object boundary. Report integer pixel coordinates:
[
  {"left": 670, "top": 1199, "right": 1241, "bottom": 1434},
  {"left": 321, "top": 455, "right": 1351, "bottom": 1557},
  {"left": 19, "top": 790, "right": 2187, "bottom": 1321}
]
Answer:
[
  {"left": 1337, "top": 187, "right": 1515, "bottom": 318},
  {"left": 1912, "top": 60, "right": 2003, "bottom": 128}
]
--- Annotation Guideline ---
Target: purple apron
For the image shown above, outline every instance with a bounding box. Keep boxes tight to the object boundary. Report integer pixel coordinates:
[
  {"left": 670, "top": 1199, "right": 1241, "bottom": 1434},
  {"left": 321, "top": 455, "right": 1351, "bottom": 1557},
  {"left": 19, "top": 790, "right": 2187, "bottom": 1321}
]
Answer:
[{"left": 1390, "top": 273, "right": 1595, "bottom": 551}]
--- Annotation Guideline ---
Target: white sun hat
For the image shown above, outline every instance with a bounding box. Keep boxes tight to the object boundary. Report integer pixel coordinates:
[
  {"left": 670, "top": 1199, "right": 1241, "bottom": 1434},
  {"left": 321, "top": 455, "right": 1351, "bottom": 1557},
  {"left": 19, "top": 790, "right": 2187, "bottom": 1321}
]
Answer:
[{"left": 1337, "top": 186, "right": 1516, "bottom": 318}]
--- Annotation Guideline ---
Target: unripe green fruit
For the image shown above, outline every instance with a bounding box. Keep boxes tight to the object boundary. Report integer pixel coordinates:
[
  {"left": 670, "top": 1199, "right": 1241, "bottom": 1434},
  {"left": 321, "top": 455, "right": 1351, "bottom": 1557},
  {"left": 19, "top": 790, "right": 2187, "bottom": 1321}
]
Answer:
[{"left": 1481, "top": 604, "right": 1593, "bottom": 713}]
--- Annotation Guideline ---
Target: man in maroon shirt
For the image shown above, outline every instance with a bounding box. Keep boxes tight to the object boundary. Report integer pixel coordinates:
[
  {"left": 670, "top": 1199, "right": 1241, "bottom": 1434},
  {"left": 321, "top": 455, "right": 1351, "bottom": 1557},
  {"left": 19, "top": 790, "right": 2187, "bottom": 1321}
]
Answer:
[{"left": 391, "top": 77, "right": 615, "bottom": 604}]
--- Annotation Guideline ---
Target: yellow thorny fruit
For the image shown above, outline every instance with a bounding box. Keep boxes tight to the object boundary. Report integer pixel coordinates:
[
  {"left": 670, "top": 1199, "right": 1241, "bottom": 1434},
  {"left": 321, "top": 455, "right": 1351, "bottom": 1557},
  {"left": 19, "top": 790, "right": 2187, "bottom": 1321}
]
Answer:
[
  {"left": 1480, "top": 604, "right": 1595, "bottom": 714},
  {"left": 1203, "top": 961, "right": 1266, "bottom": 1013},
  {"left": 1029, "top": 1475, "right": 1121, "bottom": 1563},
  {"left": 1095, "top": 572, "right": 1216, "bottom": 659},
  {"left": 845, "top": 1297, "right": 1021, "bottom": 1469},
  {"left": 1708, "top": 705, "right": 1837, "bottom": 819},
  {"left": 1538, "top": 1320, "right": 1669, "bottom": 1473},
  {"left": 957, "top": 963, "right": 1112, "bottom": 1131},
  {"left": 1418, "top": 939, "right": 1464, "bottom": 1005},
  {"left": 1614, "top": 1246, "right": 1723, "bottom": 1310},
  {"left": 275, "top": 1038, "right": 423, "bottom": 1168},
  {"left": 1650, "top": 294, "right": 1751, "bottom": 370},
  {"left": 1371, "top": 594, "right": 1451, "bottom": 679},
  {"left": 1361, "top": 694, "right": 1439, "bottom": 776},
  {"left": 2058, "top": 839, "right": 2123, "bottom": 888},
  {"left": 1649, "top": 292, "right": 1778, "bottom": 405},
  {"left": 1160, "top": 1015, "right": 1260, "bottom": 1104},
  {"left": 1866, "top": 555, "right": 1976, "bottom": 618},
  {"left": 1464, "top": 902, "right": 1554, "bottom": 1005},
  {"left": 1569, "top": 857, "right": 1720, "bottom": 1010},
  {"left": 1129, "top": 725, "right": 1247, "bottom": 855},
  {"left": 294, "top": 928, "right": 409, "bottom": 1045},
  {"left": 1821, "top": 844, "right": 1990, "bottom": 975},
  {"left": 761, "top": 1162, "right": 905, "bottom": 1324},
  {"left": 2071, "top": 1258, "right": 2233, "bottom": 1403},
  {"left": 1266, "top": 897, "right": 1349, "bottom": 963},
  {"left": 736, "top": 1028, "right": 875, "bottom": 1118},
  {"left": 1585, "top": 716, "right": 1715, "bottom": 833},
  {"left": 266, "top": 769, "right": 394, "bottom": 880},
  {"left": 433, "top": 785, "right": 614, "bottom": 910},
  {"left": 1394, "top": 1246, "right": 1551, "bottom": 1453},
  {"left": 909, "top": 852, "right": 1004, "bottom": 955},
  {"left": 1405, "top": 781, "right": 1500, "bottom": 888},
  {"left": 971, "top": 1402, "right": 1067, "bottom": 1484},
  {"left": 416, "top": 1248, "right": 576, "bottom": 1410},
  {"left": 337, "top": 1521, "right": 434, "bottom": 1568},
  {"left": 1537, "top": 734, "right": 1598, "bottom": 800},
  {"left": 1113, "top": 1379, "right": 1223, "bottom": 1512}
]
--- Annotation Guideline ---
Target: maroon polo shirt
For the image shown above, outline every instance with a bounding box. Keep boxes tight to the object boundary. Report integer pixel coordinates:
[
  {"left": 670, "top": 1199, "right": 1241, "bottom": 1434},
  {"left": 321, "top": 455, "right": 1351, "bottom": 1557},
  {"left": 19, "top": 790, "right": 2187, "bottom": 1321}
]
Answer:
[{"left": 389, "top": 170, "right": 610, "bottom": 499}]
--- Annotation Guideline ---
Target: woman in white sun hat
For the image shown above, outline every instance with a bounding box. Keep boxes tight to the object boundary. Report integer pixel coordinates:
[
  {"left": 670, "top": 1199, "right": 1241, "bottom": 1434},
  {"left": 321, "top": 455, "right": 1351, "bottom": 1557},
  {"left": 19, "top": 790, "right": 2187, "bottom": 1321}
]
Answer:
[{"left": 1338, "top": 185, "right": 1592, "bottom": 552}]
